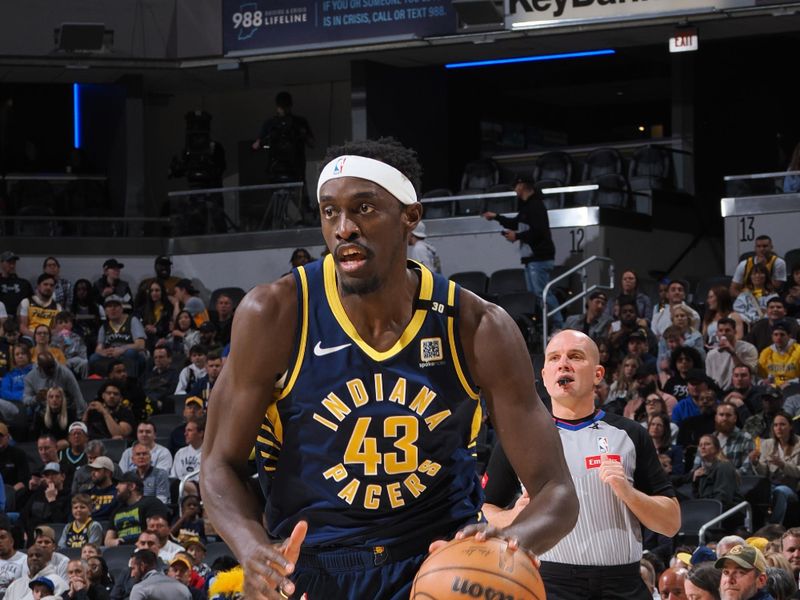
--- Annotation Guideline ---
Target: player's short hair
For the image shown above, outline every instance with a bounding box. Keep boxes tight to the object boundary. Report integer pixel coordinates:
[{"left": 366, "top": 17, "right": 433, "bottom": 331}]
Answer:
[{"left": 322, "top": 137, "right": 422, "bottom": 195}]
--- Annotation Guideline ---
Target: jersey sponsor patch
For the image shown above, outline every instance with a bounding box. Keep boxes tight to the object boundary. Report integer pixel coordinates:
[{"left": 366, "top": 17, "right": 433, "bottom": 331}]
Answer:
[
  {"left": 585, "top": 454, "right": 620, "bottom": 469},
  {"left": 420, "top": 337, "right": 443, "bottom": 363}
]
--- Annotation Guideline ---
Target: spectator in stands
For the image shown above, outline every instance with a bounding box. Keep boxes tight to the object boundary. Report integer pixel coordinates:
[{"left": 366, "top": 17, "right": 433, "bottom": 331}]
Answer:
[
  {"left": 780, "top": 528, "right": 800, "bottom": 580},
  {"left": 143, "top": 346, "right": 179, "bottom": 413},
  {"left": 69, "top": 280, "right": 103, "bottom": 352},
  {"left": 0, "top": 518, "right": 26, "bottom": 595},
  {"left": 30, "top": 434, "right": 75, "bottom": 489},
  {"left": 627, "top": 327, "right": 658, "bottom": 368},
  {"left": 703, "top": 285, "right": 745, "bottom": 348},
  {"left": 736, "top": 264, "right": 781, "bottom": 326},
  {"left": 744, "top": 388, "right": 785, "bottom": 440},
  {"left": 135, "top": 280, "right": 171, "bottom": 354},
  {"left": 781, "top": 266, "right": 800, "bottom": 318},
  {"left": 166, "top": 554, "right": 202, "bottom": 600},
  {"left": 784, "top": 142, "right": 800, "bottom": 194},
  {"left": 172, "top": 280, "right": 208, "bottom": 328},
  {"left": 481, "top": 176, "right": 563, "bottom": 328},
  {"left": 105, "top": 472, "right": 167, "bottom": 546},
  {"left": 187, "top": 350, "right": 221, "bottom": 403},
  {"left": 657, "top": 566, "right": 688, "bottom": 600},
  {"left": 83, "top": 382, "right": 134, "bottom": 441},
  {"left": 563, "top": 291, "right": 611, "bottom": 342},
  {"left": 175, "top": 346, "right": 207, "bottom": 395},
  {"left": 658, "top": 326, "right": 688, "bottom": 377},
  {"left": 171, "top": 496, "right": 205, "bottom": 543},
  {"left": 164, "top": 310, "right": 200, "bottom": 358},
  {"left": 606, "top": 354, "right": 640, "bottom": 411},
  {"left": 108, "top": 531, "right": 162, "bottom": 600},
  {"left": 764, "top": 566, "right": 794, "bottom": 600},
  {"left": 62, "top": 558, "right": 108, "bottom": 600},
  {"left": 92, "top": 259, "right": 132, "bottom": 312},
  {"left": 5, "top": 544, "right": 67, "bottom": 599},
  {"left": 182, "top": 536, "right": 211, "bottom": 581},
  {"left": 147, "top": 513, "right": 184, "bottom": 562},
  {"left": 72, "top": 439, "right": 105, "bottom": 494},
  {"left": 89, "top": 296, "right": 146, "bottom": 376},
  {"left": 171, "top": 417, "right": 203, "bottom": 482},
  {"left": 31, "top": 325, "right": 67, "bottom": 366},
  {"left": 732, "top": 236, "right": 788, "bottom": 298},
  {"left": 128, "top": 443, "right": 169, "bottom": 504},
  {"left": 19, "top": 275, "right": 63, "bottom": 339},
  {"left": 128, "top": 548, "right": 190, "bottom": 600},
  {"left": 0, "top": 421, "right": 29, "bottom": 497},
  {"left": 58, "top": 493, "right": 103, "bottom": 549},
  {"left": 169, "top": 397, "right": 205, "bottom": 454},
  {"left": 60, "top": 421, "right": 88, "bottom": 471},
  {"left": 0, "top": 251, "right": 33, "bottom": 318},
  {"left": 716, "top": 545, "right": 772, "bottom": 599},
  {"left": 0, "top": 343, "right": 33, "bottom": 419},
  {"left": 677, "top": 389, "right": 719, "bottom": 465},
  {"left": 747, "top": 298, "right": 799, "bottom": 354},
  {"left": 640, "top": 391, "right": 678, "bottom": 437},
  {"left": 136, "top": 255, "right": 180, "bottom": 306},
  {"left": 684, "top": 563, "right": 721, "bottom": 599},
  {"left": 30, "top": 386, "right": 75, "bottom": 446},
  {"left": 21, "top": 463, "right": 70, "bottom": 544},
  {"left": 41, "top": 257, "right": 71, "bottom": 308},
  {"left": 86, "top": 555, "right": 113, "bottom": 596},
  {"left": 706, "top": 318, "right": 759, "bottom": 390},
  {"left": 210, "top": 293, "right": 235, "bottom": 347},
  {"left": 690, "top": 434, "right": 741, "bottom": 510},
  {"left": 197, "top": 321, "right": 219, "bottom": 353},
  {"left": 648, "top": 413, "right": 684, "bottom": 476},
  {"left": 407, "top": 221, "right": 441, "bottom": 273},
  {"left": 0, "top": 318, "right": 20, "bottom": 378},
  {"left": 750, "top": 410, "right": 800, "bottom": 525},
  {"left": 671, "top": 369, "right": 716, "bottom": 426},
  {"left": 32, "top": 525, "right": 71, "bottom": 580},
  {"left": 120, "top": 422, "right": 172, "bottom": 473},
  {"left": 51, "top": 312, "right": 88, "bottom": 379},
  {"left": 86, "top": 456, "right": 118, "bottom": 519},
  {"left": 24, "top": 351, "right": 84, "bottom": 414},
  {"left": 651, "top": 280, "right": 700, "bottom": 339},
  {"left": 608, "top": 297, "right": 650, "bottom": 359},
  {"left": 607, "top": 270, "right": 652, "bottom": 322},
  {"left": 106, "top": 360, "right": 147, "bottom": 423},
  {"left": 725, "top": 365, "right": 768, "bottom": 422},
  {"left": 596, "top": 338, "right": 616, "bottom": 383},
  {"left": 757, "top": 321, "right": 800, "bottom": 388},
  {"left": 692, "top": 401, "right": 755, "bottom": 473}
]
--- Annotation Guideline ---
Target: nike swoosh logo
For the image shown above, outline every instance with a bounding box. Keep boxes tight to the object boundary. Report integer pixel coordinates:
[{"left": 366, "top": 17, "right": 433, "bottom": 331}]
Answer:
[{"left": 313, "top": 341, "right": 352, "bottom": 356}]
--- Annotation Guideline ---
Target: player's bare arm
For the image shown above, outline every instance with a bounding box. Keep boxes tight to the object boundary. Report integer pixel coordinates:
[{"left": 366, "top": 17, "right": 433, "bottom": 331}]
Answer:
[
  {"left": 200, "top": 276, "right": 305, "bottom": 600},
  {"left": 459, "top": 290, "right": 579, "bottom": 554}
]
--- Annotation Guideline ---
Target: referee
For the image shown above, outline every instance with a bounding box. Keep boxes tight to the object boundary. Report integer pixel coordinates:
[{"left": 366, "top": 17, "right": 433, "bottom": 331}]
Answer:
[{"left": 483, "top": 330, "right": 680, "bottom": 599}]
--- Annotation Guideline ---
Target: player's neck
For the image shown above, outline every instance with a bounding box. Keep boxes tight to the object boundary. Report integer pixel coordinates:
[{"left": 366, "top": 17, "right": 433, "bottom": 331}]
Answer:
[{"left": 551, "top": 396, "right": 595, "bottom": 420}]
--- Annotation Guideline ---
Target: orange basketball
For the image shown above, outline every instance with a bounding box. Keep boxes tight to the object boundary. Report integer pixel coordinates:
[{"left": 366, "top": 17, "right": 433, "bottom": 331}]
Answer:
[{"left": 410, "top": 537, "right": 546, "bottom": 600}]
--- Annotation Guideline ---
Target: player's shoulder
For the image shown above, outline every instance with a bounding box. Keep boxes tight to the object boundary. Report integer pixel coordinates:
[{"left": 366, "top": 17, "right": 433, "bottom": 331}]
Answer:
[{"left": 237, "top": 274, "right": 298, "bottom": 320}]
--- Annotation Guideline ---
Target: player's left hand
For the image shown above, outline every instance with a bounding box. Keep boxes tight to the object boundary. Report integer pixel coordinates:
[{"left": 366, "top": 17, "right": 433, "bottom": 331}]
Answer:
[
  {"left": 598, "top": 455, "right": 631, "bottom": 497},
  {"left": 428, "top": 525, "right": 539, "bottom": 568}
]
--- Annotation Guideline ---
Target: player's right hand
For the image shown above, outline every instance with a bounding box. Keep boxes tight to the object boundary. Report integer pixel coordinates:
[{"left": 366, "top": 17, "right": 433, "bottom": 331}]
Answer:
[
  {"left": 243, "top": 520, "right": 307, "bottom": 600},
  {"left": 429, "top": 524, "right": 540, "bottom": 568}
]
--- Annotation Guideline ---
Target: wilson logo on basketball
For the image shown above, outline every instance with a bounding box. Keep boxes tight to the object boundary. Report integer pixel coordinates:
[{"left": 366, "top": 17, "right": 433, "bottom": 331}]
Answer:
[{"left": 451, "top": 577, "right": 516, "bottom": 600}]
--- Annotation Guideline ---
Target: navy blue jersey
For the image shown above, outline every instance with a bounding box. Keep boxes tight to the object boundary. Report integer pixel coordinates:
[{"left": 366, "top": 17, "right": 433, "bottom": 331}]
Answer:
[{"left": 256, "top": 255, "right": 483, "bottom": 547}]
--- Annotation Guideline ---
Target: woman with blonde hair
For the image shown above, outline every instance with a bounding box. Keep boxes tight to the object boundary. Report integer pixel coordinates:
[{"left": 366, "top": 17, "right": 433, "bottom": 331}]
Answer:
[
  {"left": 606, "top": 354, "right": 640, "bottom": 414},
  {"left": 30, "top": 386, "right": 75, "bottom": 448}
]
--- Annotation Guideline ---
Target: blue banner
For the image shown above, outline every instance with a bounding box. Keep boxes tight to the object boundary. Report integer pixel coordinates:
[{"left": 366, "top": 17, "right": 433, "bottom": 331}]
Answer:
[{"left": 223, "top": 0, "right": 457, "bottom": 55}]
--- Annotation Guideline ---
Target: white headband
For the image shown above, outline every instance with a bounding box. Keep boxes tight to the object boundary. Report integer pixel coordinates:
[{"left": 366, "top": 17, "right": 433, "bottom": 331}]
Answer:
[{"left": 316, "top": 155, "right": 417, "bottom": 206}]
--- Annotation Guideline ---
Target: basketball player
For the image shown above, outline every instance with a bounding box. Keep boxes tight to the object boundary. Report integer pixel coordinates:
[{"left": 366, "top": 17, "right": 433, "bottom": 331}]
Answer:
[
  {"left": 201, "top": 138, "right": 578, "bottom": 600},
  {"left": 482, "top": 330, "right": 680, "bottom": 599}
]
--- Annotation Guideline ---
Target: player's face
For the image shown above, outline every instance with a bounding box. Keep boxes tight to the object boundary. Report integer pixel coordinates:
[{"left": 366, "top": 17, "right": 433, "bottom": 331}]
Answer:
[
  {"left": 542, "top": 331, "right": 604, "bottom": 406},
  {"left": 319, "top": 176, "right": 420, "bottom": 295}
]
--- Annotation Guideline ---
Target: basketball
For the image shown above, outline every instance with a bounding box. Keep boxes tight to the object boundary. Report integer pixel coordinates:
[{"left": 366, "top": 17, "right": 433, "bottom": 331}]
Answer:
[{"left": 410, "top": 537, "right": 546, "bottom": 600}]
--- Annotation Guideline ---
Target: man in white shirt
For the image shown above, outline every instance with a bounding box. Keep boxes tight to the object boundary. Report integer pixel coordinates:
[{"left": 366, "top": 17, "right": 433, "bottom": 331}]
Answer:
[
  {"left": 120, "top": 422, "right": 173, "bottom": 473},
  {"left": 731, "top": 235, "right": 787, "bottom": 296},
  {"left": 171, "top": 417, "right": 204, "bottom": 481},
  {"left": 705, "top": 317, "right": 759, "bottom": 390},
  {"left": 651, "top": 280, "right": 700, "bottom": 339},
  {"left": 5, "top": 544, "right": 67, "bottom": 600},
  {"left": 0, "top": 520, "right": 26, "bottom": 596},
  {"left": 407, "top": 221, "right": 441, "bottom": 273},
  {"left": 146, "top": 514, "right": 184, "bottom": 563}
]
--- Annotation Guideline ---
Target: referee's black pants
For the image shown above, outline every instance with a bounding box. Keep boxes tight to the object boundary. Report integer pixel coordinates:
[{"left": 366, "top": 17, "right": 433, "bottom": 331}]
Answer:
[{"left": 540, "top": 561, "right": 651, "bottom": 600}]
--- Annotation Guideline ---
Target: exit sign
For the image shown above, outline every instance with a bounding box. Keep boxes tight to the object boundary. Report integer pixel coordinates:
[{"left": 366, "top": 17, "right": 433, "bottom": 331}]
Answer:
[{"left": 670, "top": 28, "right": 698, "bottom": 53}]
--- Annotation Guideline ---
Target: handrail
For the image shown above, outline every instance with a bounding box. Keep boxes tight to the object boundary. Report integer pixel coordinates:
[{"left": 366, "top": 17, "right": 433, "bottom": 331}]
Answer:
[
  {"left": 542, "top": 255, "right": 614, "bottom": 348},
  {"left": 698, "top": 501, "right": 752, "bottom": 544},
  {"left": 724, "top": 170, "right": 800, "bottom": 181},
  {"left": 177, "top": 470, "right": 201, "bottom": 516},
  {"left": 167, "top": 181, "right": 303, "bottom": 197},
  {"left": 421, "top": 191, "right": 515, "bottom": 204}
]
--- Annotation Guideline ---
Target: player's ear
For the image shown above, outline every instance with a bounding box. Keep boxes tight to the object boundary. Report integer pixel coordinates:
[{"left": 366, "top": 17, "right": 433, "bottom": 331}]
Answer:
[{"left": 402, "top": 202, "right": 423, "bottom": 234}]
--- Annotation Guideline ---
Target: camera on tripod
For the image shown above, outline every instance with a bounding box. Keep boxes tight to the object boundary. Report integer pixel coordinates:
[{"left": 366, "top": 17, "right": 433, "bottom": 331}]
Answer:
[{"left": 169, "top": 110, "right": 226, "bottom": 186}]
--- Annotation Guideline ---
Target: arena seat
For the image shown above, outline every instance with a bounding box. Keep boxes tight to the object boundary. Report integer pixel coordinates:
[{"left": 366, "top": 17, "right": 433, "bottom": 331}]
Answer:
[
  {"left": 450, "top": 271, "right": 488, "bottom": 296},
  {"left": 460, "top": 158, "right": 499, "bottom": 192},
  {"left": 78, "top": 379, "right": 104, "bottom": 406},
  {"left": 102, "top": 544, "right": 135, "bottom": 574},
  {"left": 535, "top": 180, "right": 565, "bottom": 210},
  {"left": 495, "top": 291, "right": 539, "bottom": 349},
  {"left": 47, "top": 522, "right": 67, "bottom": 545},
  {"left": 677, "top": 499, "right": 723, "bottom": 544},
  {"left": 784, "top": 248, "right": 800, "bottom": 272},
  {"left": 149, "top": 413, "right": 183, "bottom": 433},
  {"left": 99, "top": 439, "right": 127, "bottom": 464},
  {"left": 581, "top": 148, "right": 624, "bottom": 180},
  {"left": 205, "top": 541, "right": 235, "bottom": 565},
  {"left": 17, "top": 442, "right": 39, "bottom": 472},
  {"left": 484, "top": 184, "right": 516, "bottom": 214},
  {"left": 628, "top": 145, "right": 673, "bottom": 191},
  {"left": 421, "top": 189, "right": 453, "bottom": 219},
  {"left": 209, "top": 287, "right": 246, "bottom": 312},
  {"left": 534, "top": 151, "right": 572, "bottom": 187},
  {"left": 454, "top": 189, "right": 485, "bottom": 216},
  {"left": 487, "top": 269, "right": 526, "bottom": 295},
  {"left": 593, "top": 174, "right": 631, "bottom": 209},
  {"left": 61, "top": 547, "right": 83, "bottom": 559}
]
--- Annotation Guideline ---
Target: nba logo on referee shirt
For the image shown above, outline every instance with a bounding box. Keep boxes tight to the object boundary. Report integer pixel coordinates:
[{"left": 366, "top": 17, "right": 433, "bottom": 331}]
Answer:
[{"left": 597, "top": 436, "right": 609, "bottom": 454}]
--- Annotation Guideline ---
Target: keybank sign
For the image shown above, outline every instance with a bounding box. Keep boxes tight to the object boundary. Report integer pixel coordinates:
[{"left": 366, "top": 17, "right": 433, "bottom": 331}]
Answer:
[{"left": 505, "top": 0, "right": 757, "bottom": 29}]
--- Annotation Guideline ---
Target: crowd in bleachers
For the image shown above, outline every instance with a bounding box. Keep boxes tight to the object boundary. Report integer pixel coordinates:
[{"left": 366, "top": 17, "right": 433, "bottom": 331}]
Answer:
[{"left": 0, "top": 252, "right": 250, "bottom": 599}]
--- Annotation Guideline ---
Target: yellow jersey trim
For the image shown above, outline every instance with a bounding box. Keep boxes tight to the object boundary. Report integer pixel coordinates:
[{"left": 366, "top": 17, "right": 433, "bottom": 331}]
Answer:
[
  {"left": 278, "top": 266, "right": 309, "bottom": 400},
  {"left": 265, "top": 402, "right": 283, "bottom": 445},
  {"left": 322, "top": 254, "right": 433, "bottom": 362},
  {"left": 446, "top": 280, "right": 479, "bottom": 401}
]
